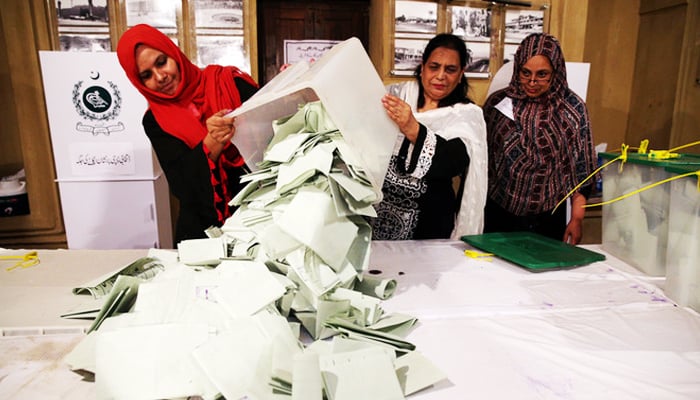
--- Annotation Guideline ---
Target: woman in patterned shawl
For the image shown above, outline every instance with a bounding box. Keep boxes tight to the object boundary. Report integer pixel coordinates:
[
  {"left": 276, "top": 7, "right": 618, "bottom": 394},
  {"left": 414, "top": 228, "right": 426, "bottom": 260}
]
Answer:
[{"left": 483, "top": 33, "right": 597, "bottom": 244}]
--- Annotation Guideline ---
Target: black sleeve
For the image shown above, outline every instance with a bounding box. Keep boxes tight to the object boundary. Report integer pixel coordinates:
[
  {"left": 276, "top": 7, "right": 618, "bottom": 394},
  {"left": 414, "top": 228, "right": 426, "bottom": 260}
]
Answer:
[
  {"left": 235, "top": 77, "right": 258, "bottom": 102},
  {"left": 142, "top": 110, "right": 215, "bottom": 215},
  {"left": 398, "top": 123, "right": 469, "bottom": 178},
  {"left": 143, "top": 78, "right": 258, "bottom": 208},
  {"left": 428, "top": 135, "right": 469, "bottom": 179}
]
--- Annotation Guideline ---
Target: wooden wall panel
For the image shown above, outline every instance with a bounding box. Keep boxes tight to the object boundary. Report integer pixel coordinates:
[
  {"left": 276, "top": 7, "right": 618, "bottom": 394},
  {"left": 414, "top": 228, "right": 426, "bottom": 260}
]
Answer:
[
  {"left": 670, "top": 0, "right": 699, "bottom": 152},
  {"left": 0, "top": 0, "right": 67, "bottom": 248},
  {"left": 626, "top": 1, "right": 686, "bottom": 149},
  {"left": 584, "top": 0, "right": 640, "bottom": 150}
]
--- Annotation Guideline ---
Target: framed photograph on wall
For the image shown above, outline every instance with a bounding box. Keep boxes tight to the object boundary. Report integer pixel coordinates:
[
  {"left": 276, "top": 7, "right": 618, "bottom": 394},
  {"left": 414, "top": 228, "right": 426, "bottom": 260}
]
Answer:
[
  {"left": 54, "top": 0, "right": 110, "bottom": 51},
  {"left": 395, "top": 1, "right": 437, "bottom": 34},
  {"left": 464, "top": 41, "right": 490, "bottom": 78},
  {"left": 55, "top": 0, "right": 108, "bottom": 26},
  {"left": 58, "top": 34, "right": 111, "bottom": 52},
  {"left": 125, "top": 0, "right": 178, "bottom": 28},
  {"left": 196, "top": 35, "right": 248, "bottom": 72},
  {"left": 504, "top": 9, "right": 545, "bottom": 44},
  {"left": 449, "top": 5, "right": 491, "bottom": 42},
  {"left": 392, "top": 38, "right": 428, "bottom": 76},
  {"left": 503, "top": 43, "right": 520, "bottom": 64},
  {"left": 194, "top": 0, "right": 244, "bottom": 29}
]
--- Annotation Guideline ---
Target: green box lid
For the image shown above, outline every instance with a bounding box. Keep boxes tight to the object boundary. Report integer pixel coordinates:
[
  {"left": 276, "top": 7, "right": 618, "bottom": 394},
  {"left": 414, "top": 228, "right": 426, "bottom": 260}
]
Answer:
[
  {"left": 599, "top": 151, "right": 700, "bottom": 167},
  {"left": 664, "top": 164, "right": 700, "bottom": 181},
  {"left": 461, "top": 232, "right": 606, "bottom": 271}
]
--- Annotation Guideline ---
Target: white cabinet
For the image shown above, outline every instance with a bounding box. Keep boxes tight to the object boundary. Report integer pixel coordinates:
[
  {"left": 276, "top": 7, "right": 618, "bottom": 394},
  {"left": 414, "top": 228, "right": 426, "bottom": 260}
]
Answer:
[{"left": 57, "top": 176, "right": 171, "bottom": 249}]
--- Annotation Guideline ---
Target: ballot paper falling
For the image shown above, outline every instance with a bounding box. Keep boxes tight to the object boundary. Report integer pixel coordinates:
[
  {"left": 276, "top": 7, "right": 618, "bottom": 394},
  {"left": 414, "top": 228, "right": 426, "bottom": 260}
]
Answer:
[{"left": 64, "top": 57, "right": 447, "bottom": 400}]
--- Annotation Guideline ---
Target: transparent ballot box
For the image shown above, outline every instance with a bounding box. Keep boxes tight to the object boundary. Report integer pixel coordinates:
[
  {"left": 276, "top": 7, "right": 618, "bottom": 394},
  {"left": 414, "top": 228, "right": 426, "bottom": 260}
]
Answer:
[
  {"left": 599, "top": 152, "right": 700, "bottom": 276},
  {"left": 663, "top": 164, "right": 700, "bottom": 312}
]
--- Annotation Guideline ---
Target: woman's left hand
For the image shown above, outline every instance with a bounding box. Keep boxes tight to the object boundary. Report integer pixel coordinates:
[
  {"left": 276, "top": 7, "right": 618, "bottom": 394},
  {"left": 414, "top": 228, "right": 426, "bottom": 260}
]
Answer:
[
  {"left": 563, "top": 192, "right": 586, "bottom": 244},
  {"left": 382, "top": 94, "right": 420, "bottom": 143}
]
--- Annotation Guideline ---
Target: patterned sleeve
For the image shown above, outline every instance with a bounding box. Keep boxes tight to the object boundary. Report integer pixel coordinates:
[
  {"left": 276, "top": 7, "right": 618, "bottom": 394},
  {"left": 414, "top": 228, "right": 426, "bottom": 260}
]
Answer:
[{"left": 567, "top": 92, "right": 596, "bottom": 197}]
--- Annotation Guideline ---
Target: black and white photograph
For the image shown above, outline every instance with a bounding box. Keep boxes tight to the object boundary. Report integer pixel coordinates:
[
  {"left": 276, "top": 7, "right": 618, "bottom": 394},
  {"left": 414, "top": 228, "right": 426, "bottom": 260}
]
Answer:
[
  {"left": 464, "top": 41, "right": 490, "bottom": 76},
  {"left": 196, "top": 35, "right": 249, "bottom": 73},
  {"left": 393, "top": 38, "right": 428, "bottom": 75},
  {"left": 55, "top": 0, "right": 108, "bottom": 26},
  {"left": 284, "top": 40, "right": 340, "bottom": 65},
  {"left": 504, "top": 9, "right": 545, "bottom": 43},
  {"left": 450, "top": 6, "right": 491, "bottom": 42},
  {"left": 395, "top": 1, "right": 437, "bottom": 34},
  {"left": 126, "top": 0, "right": 177, "bottom": 28},
  {"left": 194, "top": 0, "right": 243, "bottom": 29},
  {"left": 59, "top": 34, "right": 111, "bottom": 52},
  {"left": 503, "top": 43, "right": 520, "bottom": 64}
]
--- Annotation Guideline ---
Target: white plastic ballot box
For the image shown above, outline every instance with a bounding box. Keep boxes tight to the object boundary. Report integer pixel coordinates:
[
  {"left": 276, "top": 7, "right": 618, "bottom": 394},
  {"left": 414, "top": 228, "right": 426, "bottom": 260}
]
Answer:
[
  {"left": 228, "top": 37, "right": 399, "bottom": 200},
  {"left": 39, "top": 51, "right": 172, "bottom": 249}
]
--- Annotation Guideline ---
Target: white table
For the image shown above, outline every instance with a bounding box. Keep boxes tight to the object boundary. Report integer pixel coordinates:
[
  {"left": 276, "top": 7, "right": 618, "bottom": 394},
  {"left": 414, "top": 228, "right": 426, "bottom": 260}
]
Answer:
[
  {"left": 370, "top": 241, "right": 700, "bottom": 399},
  {"left": 1, "top": 242, "right": 699, "bottom": 399}
]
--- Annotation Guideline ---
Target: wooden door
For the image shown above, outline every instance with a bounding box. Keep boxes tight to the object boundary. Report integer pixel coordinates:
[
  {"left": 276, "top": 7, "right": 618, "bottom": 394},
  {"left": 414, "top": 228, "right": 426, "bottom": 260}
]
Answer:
[{"left": 257, "top": 0, "right": 370, "bottom": 85}]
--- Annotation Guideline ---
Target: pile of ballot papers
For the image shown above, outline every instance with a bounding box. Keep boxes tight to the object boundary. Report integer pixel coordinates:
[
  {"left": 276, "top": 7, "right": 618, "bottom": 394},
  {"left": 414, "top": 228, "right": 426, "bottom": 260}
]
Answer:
[{"left": 64, "top": 101, "right": 447, "bottom": 400}]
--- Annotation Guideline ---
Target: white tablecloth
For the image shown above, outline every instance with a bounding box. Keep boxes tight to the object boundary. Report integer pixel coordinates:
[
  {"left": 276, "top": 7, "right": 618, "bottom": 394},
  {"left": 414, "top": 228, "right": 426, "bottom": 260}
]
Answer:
[{"left": 1, "top": 242, "right": 699, "bottom": 399}]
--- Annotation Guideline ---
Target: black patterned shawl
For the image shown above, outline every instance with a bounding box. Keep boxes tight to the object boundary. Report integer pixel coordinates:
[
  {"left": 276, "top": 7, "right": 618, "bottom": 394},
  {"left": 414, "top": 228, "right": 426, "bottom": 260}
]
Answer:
[{"left": 483, "top": 33, "right": 597, "bottom": 215}]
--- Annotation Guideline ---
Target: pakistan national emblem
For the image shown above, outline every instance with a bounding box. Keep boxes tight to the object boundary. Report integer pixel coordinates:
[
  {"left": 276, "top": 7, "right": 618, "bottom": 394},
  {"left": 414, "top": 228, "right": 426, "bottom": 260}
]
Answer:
[{"left": 72, "top": 70, "right": 125, "bottom": 136}]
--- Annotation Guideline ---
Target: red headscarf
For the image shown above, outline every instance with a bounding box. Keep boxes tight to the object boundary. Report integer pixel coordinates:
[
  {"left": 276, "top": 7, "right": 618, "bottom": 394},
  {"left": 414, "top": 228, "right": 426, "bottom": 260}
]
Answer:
[{"left": 116, "top": 24, "right": 257, "bottom": 149}]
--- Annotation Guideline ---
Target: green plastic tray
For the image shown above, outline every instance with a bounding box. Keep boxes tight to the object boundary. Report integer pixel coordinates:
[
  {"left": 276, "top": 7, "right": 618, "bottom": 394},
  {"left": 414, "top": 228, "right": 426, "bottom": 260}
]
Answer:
[{"left": 460, "top": 232, "right": 606, "bottom": 270}]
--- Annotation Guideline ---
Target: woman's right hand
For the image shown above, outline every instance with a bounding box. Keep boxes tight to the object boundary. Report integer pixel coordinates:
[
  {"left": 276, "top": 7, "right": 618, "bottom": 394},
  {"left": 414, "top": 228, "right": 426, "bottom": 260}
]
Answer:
[
  {"left": 382, "top": 94, "right": 420, "bottom": 143},
  {"left": 204, "top": 109, "right": 235, "bottom": 161}
]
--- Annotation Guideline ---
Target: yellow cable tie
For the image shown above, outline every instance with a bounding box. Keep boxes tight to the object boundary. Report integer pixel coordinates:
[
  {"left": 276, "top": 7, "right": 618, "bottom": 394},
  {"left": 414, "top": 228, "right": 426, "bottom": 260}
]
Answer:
[
  {"left": 618, "top": 143, "right": 629, "bottom": 172},
  {"left": 668, "top": 140, "right": 700, "bottom": 153},
  {"left": 647, "top": 150, "right": 680, "bottom": 160},
  {"left": 464, "top": 249, "right": 494, "bottom": 261},
  {"left": 638, "top": 139, "right": 649, "bottom": 154},
  {"left": 2, "top": 251, "right": 40, "bottom": 271},
  {"left": 551, "top": 152, "right": 624, "bottom": 214}
]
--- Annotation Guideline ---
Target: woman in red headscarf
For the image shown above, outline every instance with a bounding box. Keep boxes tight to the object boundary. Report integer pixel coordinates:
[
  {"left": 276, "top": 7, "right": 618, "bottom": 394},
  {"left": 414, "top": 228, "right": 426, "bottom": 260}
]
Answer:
[{"left": 117, "top": 24, "right": 258, "bottom": 244}]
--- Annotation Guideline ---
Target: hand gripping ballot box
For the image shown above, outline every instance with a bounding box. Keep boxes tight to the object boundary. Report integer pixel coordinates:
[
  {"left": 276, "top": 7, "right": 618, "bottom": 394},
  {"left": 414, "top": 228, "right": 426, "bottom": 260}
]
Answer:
[
  {"left": 599, "top": 152, "right": 700, "bottom": 276},
  {"left": 227, "top": 37, "right": 399, "bottom": 200},
  {"left": 663, "top": 164, "right": 700, "bottom": 312}
]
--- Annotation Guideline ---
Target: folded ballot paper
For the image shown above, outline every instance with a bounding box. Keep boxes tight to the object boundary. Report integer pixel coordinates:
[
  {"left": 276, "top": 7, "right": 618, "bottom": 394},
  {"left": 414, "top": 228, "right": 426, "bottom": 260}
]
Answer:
[{"left": 64, "top": 39, "right": 448, "bottom": 400}]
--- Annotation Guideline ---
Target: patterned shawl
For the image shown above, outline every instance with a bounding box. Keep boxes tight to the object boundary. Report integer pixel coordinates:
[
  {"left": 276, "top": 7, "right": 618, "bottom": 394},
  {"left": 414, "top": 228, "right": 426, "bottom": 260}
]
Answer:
[{"left": 485, "top": 33, "right": 596, "bottom": 215}]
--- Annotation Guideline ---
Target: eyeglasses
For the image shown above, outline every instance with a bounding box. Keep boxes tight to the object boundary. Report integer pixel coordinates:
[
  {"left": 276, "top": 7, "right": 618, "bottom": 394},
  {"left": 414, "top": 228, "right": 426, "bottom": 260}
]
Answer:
[{"left": 518, "top": 70, "right": 552, "bottom": 84}]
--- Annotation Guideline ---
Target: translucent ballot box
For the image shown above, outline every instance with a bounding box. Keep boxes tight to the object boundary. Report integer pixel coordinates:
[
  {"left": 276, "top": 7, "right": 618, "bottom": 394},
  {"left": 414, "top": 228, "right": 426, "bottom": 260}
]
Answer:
[
  {"left": 663, "top": 164, "right": 700, "bottom": 311},
  {"left": 228, "top": 37, "right": 399, "bottom": 201},
  {"left": 599, "top": 152, "right": 700, "bottom": 276}
]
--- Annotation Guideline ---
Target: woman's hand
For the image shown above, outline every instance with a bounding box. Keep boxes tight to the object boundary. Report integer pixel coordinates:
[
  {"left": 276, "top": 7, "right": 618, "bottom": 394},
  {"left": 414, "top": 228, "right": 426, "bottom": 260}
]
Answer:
[
  {"left": 382, "top": 94, "right": 420, "bottom": 143},
  {"left": 204, "top": 109, "right": 235, "bottom": 161},
  {"left": 563, "top": 192, "right": 586, "bottom": 244}
]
